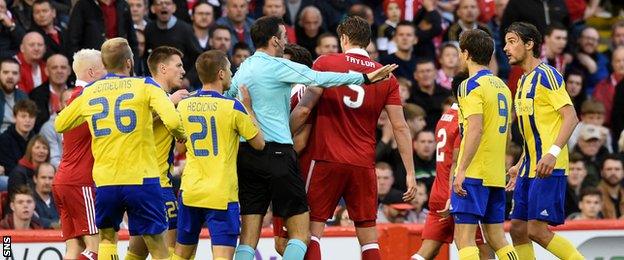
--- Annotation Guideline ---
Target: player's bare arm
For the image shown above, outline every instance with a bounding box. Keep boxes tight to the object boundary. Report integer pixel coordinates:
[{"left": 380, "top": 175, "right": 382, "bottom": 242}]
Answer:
[
  {"left": 536, "top": 105, "right": 578, "bottom": 178},
  {"left": 505, "top": 152, "right": 524, "bottom": 191},
  {"left": 290, "top": 86, "right": 323, "bottom": 135},
  {"left": 385, "top": 104, "right": 417, "bottom": 202},
  {"left": 454, "top": 114, "right": 483, "bottom": 197},
  {"left": 240, "top": 85, "right": 265, "bottom": 151},
  {"left": 293, "top": 125, "right": 312, "bottom": 154}
]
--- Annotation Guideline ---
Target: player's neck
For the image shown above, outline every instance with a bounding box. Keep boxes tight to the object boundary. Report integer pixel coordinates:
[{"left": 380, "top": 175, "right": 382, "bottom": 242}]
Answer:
[
  {"left": 520, "top": 56, "right": 542, "bottom": 75},
  {"left": 467, "top": 63, "right": 489, "bottom": 77},
  {"left": 153, "top": 77, "right": 171, "bottom": 92},
  {"left": 201, "top": 83, "right": 223, "bottom": 94},
  {"left": 256, "top": 47, "right": 277, "bottom": 57}
]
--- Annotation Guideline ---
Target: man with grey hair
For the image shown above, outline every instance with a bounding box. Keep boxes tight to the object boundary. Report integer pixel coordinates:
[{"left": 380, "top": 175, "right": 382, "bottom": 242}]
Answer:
[
  {"left": 51, "top": 48, "right": 105, "bottom": 260},
  {"left": 296, "top": 5, "right": 324, "bottom": 57}
]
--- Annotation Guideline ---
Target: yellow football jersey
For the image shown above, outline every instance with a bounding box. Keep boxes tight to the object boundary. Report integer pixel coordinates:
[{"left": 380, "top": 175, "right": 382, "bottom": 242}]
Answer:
[
  {"left": 457, "top": 69, "right": 511, "bottom": 187},
  {"left": 178, "top": 90, "right": 259, "bottom": 210},
  {"left": 153, "top": 117, "right": 175, "bottom": 188},
  {"left": 55, "top": 74, "right": 186, "bottom": 187},
  {"left": 515, "top": 63, "right": 572, "bottom": 178}
]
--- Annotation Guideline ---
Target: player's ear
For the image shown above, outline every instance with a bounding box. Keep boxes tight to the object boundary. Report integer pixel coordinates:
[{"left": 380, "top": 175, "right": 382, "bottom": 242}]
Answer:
[{"left": 525, "top": 40, "right": 534, "bottom": 52}]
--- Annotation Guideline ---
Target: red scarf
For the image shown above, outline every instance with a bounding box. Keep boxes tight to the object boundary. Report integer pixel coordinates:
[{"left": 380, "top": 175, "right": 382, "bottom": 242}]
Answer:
[
  {"left": 15, "top": 52, "right": 47, "bottom": 94},
  {"left": 18, "top": 157, "right": 36, "bottom": 171}
]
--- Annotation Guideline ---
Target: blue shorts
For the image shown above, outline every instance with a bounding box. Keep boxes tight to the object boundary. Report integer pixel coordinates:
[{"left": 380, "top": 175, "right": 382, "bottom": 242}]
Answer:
[
  {"left": 163, "top": 187, "right": 178, "bottom": 230},
  {"left": 95, "top": 177, "right": 167, "bottom": 236},
  {"left": 510, "top": 170, "right": 567, "bottom": 226},
  {"left": 450, "top": 178, "right": 506, "bottom": 224},
  {"left": 176, "top": 194, "right": 240, "bottom": 247}
]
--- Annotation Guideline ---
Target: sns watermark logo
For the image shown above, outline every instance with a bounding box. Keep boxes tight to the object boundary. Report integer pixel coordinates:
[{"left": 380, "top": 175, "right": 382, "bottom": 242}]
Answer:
[{"left": 2, "top": 236, "right": 11, "bottom": 257}]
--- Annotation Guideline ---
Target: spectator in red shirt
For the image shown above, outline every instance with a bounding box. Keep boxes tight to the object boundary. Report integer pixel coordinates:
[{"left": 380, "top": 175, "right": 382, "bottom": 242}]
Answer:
[
  {"left": 14, "top": 31, "right": 47, "bottom": 94},
  {"left": 31, "top": 0, "right": 63, "bottom": 59},
  {"left": 216, "top": 0, "right": 255, "bottom": 51},
  {"left": 263, "top": 0, "right": 296, "bottom": 43},
  {"left": 593, "top": 46, "right": 624, "bottom": 126},
  {"left": 0, "top": 185, "right": 42, "bottom": 230}
]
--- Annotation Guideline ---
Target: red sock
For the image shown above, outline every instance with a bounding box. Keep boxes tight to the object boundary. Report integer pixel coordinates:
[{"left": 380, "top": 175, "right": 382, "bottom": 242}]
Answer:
[
  {"left": 78, "top": 250, "right": 97, "bottom": 260},
  {"left": 304, "top": 236, "right": 321, "bottom": 260},
  {"left": 361, "top": 243, "right": 380, "bottom": 260}
]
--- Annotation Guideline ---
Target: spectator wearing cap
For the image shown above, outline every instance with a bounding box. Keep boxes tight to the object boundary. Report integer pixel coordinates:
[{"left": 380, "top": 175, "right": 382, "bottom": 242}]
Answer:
[
  {"left": 443, "top": 0, "right": 491, "bottom": 42},
  {"left": 594, "top": 46, "right": 624, "bottom": 127},
  {"left": 567, "top": 187, "right": 603, "bottom": 220},
  {"left": 38, "top": 88, "right": 71, "bottom": 168},
  {"left": 376, "top": 0, "right": 402, "bottom": 56},
  {"left": 7, "top": 135, "right": 49, "bottom": 198},
  {"left": 128, "top": 0, "right": 149, "bottom": 31},
  {"left": 0, "top": 58, "right": 27, "bottom": 134},
  {"left": 145, "top": 0, "right": 200, "bottom": 86},
  {"left": 14, "top": 31, "right": 46, "bottom": 94},
  {"left": 377, "top": 199, "right": 413, "bottom": 224},
  {"left": 29, "top": 53, "right": 69, "bottom": 133},
  {"left": 569, "top": 99, "right": 613, "bottom": 153},
  {"left": 0, "top": 185, "right": 42, "bottom": 230},
  {"left": 410, "top": 59, "right": 451, "bottom": 129},
  {"left": 565, "top": 69, "right": 586, "bottom": 114},
  {"left": 597, "top": 155, "right": 624, "bottom": 219},
  {"left": 0, "top": 99, "right": 37, "bottom": 176},
  {"left": 315, "top": 32, "right": 338, "bottom": 57},
  {"left": 31, "top": 0, "right": 64, "bottom": 59},
  {"left": 565, "top": 153, "right": 588, "bottom": 216},
  {"left": 406, "top": 181, "right": 429, "bottom": 224},
  {"left": 191, "top": 2, "right": 214, "bottom": 52},
  {"left": 295, "top": 5, "right": 324, "bottom": 58},
  {"left": 573, "top": 124, "right": 610, "bottom": 186},
  {"left": 379, "top": 21, "right": 417, "bottom": 80},
  {"left": 66, "top": 0, "right": 138, "bottom": 61},
  {"left": 32, "top": 162, "right": 58, "bottom": 229},
  {"left": 569, "top": 26, "right": 609, "bottom": 94},
  {"left": 263, "top": 0, "right": 296, "bottom": 43},
  {"left": 0, "top": 0, "right": 25, "bottom": 60},
  {"left": 376, "top": 162, "right": 404, "bottom": 205},
  {"left": 216, "top": 0, "right": 255, "bottom": 52},
  {"left": 541, "top": 23, "right": 569, "bottom": 74},
  {"left": 231, "top": 42, "right": 251, "bottom": 74}
]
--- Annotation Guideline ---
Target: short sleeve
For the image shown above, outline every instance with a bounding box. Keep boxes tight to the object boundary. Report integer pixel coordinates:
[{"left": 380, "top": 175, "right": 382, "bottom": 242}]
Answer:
[
  {"left": 460, "top": 85, "right": 484, "bottom": 117},
  {"left": 385, "top": 77, "right": 402, "bottom": 106},
  {"left": 233, "top": 100, "right": 259, "bottom": 140},
  {"left": 545, "top": 82, "right": 573, "bottom": 111}
]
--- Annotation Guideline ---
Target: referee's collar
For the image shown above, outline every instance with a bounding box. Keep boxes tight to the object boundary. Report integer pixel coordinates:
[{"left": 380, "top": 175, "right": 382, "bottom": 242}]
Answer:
[{"left": 345, "top": 48, "right": 369, "bottom": 58}]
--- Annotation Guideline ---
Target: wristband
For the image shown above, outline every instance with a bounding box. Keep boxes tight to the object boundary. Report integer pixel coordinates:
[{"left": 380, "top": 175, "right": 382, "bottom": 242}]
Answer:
[
  {"left": 362, "top": 73, "right": 372, "bottom": 84},
  {"left": 547, "top": 145, "right": 561, "bottom": 157}
]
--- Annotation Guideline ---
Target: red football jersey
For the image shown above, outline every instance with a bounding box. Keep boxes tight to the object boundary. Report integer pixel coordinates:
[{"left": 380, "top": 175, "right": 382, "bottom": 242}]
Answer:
[
  {"left": 54, "top": 86, "right": 95, "bottom": 186},
  {"left": 310, "top": 49, "right": 401, "bottom": 168},
  {"left": 429, "top": 104, "right": 461, "bottom": 204}
]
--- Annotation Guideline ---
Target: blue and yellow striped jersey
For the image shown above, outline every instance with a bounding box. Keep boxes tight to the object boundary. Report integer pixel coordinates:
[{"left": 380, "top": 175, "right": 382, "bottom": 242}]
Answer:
[
  {"left": 154, "top": 116, "right": 175, "bottom": 188},
  {"left": 515, "top": 63, "right": 572, "bottom": 178},
  {"left": 55, "top": 73, "right": 186, "bottom": 187},
  {"left": 457, "top": 70, "right": 511, "bottom": 187},
  {"left": 178, "top": 90, "right": 259, "bottom": 209}
]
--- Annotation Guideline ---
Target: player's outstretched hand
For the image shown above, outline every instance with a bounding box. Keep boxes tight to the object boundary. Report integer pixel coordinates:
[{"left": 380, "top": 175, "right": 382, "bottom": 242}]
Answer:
[
  {"left": 239, "top": 85, "right": 253, "bottom": 109},
  {"left": 453, "top": 172, "right": 467, "bottom": 197},
  {"left": 170, "top": 89, "right": 190, "bottom": 105},
  {"left": 366, "top": 64, "right": 399, "bottom": 83},
  {"left": 403, "top": 176, "right": 417, "bottom": 202},
  {"left": 505, "top": 165, "right": 519, "bottom": 191},
  {"left": 436, "top": 199, "right": 451, "bottom": 221},
  {"left": 536, "top": 153, "right": 556, "bottom": 178}
]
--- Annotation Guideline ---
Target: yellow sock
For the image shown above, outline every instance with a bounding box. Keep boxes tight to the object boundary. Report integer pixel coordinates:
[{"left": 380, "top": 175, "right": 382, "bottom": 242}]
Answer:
[
  {"left": 546, "top": 234, "right": 584, "bottom": 260},
  {"left": 495, "top": 245, "right": 519, "bottom": 260},
  {"left": 458, "top": 246, "right": 479, "bottom": 260},
  {"left": 98, "top": 243, "right": 118, "bottom": 260},
  {"left": 124, "top": 251, "right": 147, "bottom": 260},
  {"left": 515, "top": 243, "right": 535, "bottom": 260},
  {"left": 171, "top": 253, "right": 186, "bottom": 260}
]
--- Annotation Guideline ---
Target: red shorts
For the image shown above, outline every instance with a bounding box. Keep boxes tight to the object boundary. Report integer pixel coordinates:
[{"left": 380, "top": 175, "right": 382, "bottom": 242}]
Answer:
[
  {"left": 422, "top": 202, "right": 484, "bottom": 244},
  {"left": 53, "top": 184, "right": 98, "bottom": 240},
  {"left": 306, "top": 161, "right": 376, "bottom": 226}
]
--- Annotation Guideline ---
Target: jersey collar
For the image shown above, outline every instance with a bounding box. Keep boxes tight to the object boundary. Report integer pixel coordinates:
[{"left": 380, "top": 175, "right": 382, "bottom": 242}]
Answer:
[
  {"left": 451, "top": 103, "right": 459, "bottom": 110},
  {"left": 196, "top": 89, "right": 224, "bottom": 97},
  {"left": 345, "top": 48, "right": 370, "bottom": 58}
]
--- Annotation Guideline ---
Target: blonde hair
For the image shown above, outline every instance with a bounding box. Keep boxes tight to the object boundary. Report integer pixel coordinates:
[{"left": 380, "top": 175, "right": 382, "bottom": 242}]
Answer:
[
  {"left": 72, "top": 49, "right": 102, "bottom": 77},
  {"left": 100, "top": 38, "right": 133, "bottom": 71}
]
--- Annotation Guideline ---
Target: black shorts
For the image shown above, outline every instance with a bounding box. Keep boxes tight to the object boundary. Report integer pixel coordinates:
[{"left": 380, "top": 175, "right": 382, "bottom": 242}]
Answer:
[{"left": 237, "top": 142, "right": 309, "bottom": 218}]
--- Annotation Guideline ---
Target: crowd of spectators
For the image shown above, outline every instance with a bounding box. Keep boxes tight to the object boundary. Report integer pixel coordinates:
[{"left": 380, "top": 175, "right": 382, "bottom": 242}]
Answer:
[{"left": 1, "top": 0, "right": 624, "bottom": 230}]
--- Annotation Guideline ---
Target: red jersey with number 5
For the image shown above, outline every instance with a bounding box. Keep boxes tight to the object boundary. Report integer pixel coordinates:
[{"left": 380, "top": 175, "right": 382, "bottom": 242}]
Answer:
[
  {"left": 430, "top": 104, "right": 461, "bottom": 204},
  {"left": 310, "top": 49, "right": 401, "bottom": 168}
]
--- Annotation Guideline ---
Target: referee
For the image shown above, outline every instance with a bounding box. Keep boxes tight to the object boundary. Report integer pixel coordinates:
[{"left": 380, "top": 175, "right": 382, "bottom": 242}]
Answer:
[{"left": 227, "top": 17, "right": 397, "bottom": 260}]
